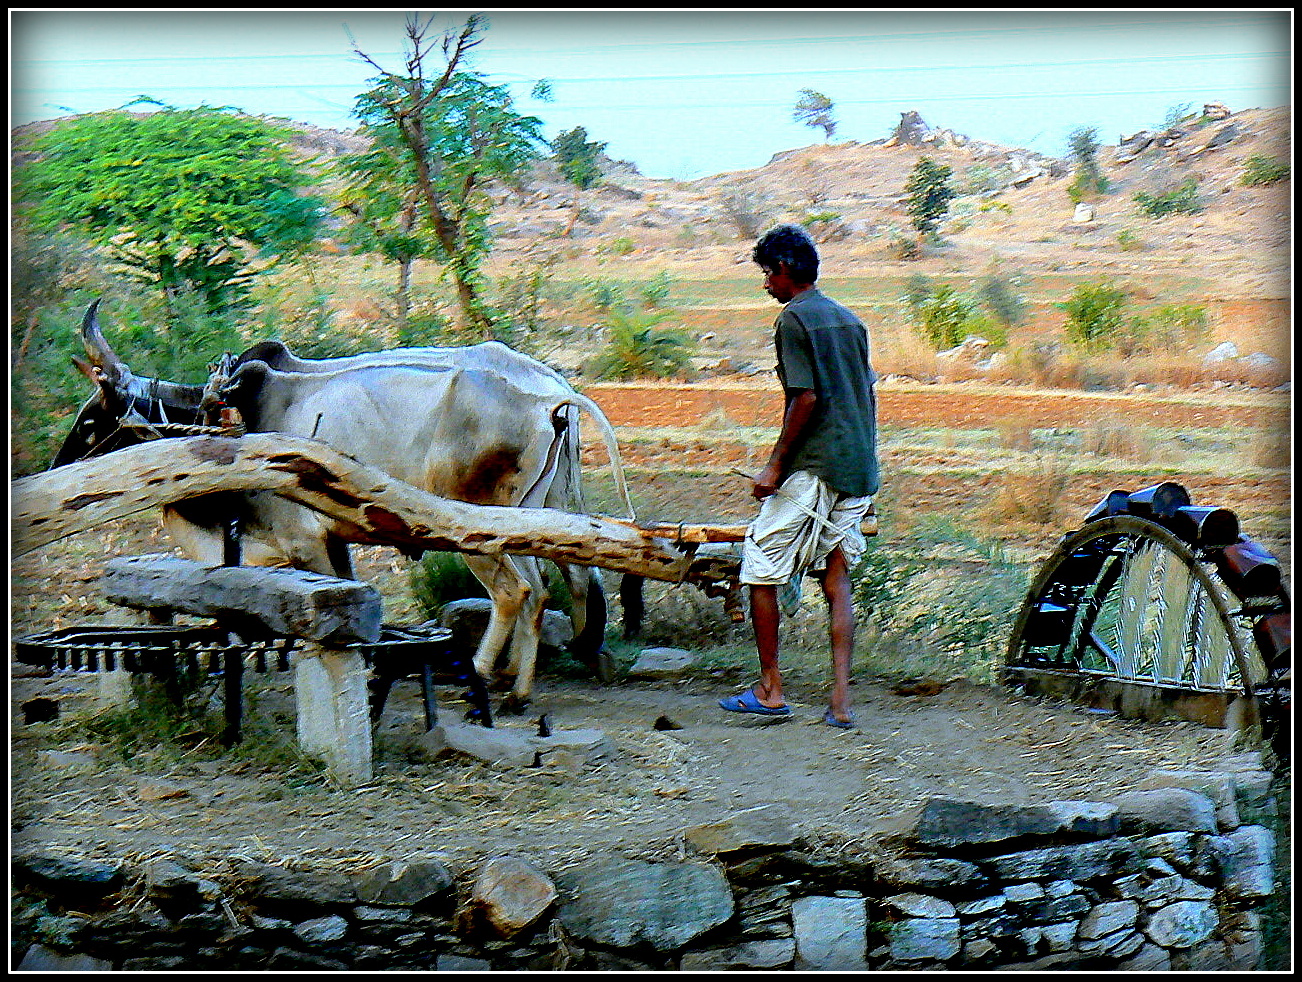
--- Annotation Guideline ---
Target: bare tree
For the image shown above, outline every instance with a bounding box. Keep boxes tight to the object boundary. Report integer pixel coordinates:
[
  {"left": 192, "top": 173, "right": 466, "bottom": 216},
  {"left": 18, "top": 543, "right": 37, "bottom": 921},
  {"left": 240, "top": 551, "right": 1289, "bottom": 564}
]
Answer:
[{"left": 351, "top": 15, "right": 495, "bottom": 335}]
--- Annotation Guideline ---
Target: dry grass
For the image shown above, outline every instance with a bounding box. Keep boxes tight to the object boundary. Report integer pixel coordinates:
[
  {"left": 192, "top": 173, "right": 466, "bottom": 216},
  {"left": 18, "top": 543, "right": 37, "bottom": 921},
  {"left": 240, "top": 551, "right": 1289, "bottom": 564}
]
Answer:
[
  {"left": 1081, "top": 421, "right": 1149, "bottom": 462},
  {"left": 975, "top": 457, "right": 1075, "bottom": 528}
]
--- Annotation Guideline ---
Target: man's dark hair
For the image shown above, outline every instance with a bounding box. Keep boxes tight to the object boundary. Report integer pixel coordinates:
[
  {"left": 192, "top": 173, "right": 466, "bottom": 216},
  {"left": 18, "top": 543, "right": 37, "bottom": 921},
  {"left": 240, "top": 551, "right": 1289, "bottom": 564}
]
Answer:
[{"left": 752, "top": 223, "right": 819, "bottom": 283}]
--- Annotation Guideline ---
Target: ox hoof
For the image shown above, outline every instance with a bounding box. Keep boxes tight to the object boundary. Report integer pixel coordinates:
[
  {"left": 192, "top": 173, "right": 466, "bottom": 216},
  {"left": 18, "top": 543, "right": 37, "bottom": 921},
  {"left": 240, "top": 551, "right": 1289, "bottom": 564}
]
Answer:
[{"left": 500, "top": 693, "right": 531, "bottom": 716}]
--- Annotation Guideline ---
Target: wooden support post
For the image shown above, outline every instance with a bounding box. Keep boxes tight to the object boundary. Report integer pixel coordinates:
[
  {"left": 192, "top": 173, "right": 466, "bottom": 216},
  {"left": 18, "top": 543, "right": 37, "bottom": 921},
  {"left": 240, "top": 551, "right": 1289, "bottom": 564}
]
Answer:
[{"left": 295, "top": 644, "right": 373, "bottom": 787}]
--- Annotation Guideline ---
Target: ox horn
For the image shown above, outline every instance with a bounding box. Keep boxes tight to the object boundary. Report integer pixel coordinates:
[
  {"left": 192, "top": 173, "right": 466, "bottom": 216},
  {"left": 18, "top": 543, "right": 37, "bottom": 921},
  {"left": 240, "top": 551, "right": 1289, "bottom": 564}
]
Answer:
[{"left": 80, "top": 298, "right": 123, "bottom": 370}]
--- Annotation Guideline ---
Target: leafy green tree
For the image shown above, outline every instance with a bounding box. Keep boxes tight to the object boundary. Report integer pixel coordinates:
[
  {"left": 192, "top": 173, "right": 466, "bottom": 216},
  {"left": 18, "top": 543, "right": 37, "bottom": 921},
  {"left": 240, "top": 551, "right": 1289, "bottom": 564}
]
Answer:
[
  {"left": 1058, "top": 282, "right": 1129, "bottom": 352},
  {"left": 552, "top": 125, "right": 606, "bottom": 191},
  {"left": 14, "top": 103, "right": 324, "bottom": 314},
  {"left": 1067, "top": 125, "right": 1109, "bottom": 202},
  {"left": 350, "top": 15, "right": 546, "bottom": 339},
  {"left": 551, "top": 124, "right": 607, "bottom": 237},
  {"left": 793, "top": 88, "right": 837, "bottom": 141},
  {"left": 904, "top": 156, "right": 955, "bottom": 245}
]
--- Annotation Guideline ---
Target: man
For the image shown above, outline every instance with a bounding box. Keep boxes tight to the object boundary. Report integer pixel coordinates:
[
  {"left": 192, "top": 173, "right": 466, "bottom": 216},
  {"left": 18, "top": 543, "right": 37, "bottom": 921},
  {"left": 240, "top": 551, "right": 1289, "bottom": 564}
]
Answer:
[{"left": 718, "top": 224, "right": 879, "bottom": 728}]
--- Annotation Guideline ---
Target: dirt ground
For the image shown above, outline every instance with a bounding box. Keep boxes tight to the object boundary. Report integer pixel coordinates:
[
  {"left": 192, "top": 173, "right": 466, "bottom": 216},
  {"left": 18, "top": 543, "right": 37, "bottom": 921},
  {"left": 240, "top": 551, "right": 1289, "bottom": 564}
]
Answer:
[{"left": 10, "top": 628, "right": 1242, "bottom": 878}]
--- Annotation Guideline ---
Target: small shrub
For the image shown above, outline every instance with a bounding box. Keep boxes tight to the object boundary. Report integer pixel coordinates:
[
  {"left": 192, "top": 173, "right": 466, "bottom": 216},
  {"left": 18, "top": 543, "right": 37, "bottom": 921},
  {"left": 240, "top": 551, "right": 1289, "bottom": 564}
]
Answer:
[
  {"left": 587, "top": 309, "right": 696, "bottom": 380},
  {"left": 607, "top": 236, "right": 637, "bottom": 256},
  {"left": 1115, "top": 227, "right": 1143, "bottom": 251},
  {"left": 1241, "top": 153, "right": 1290, "bottom": 187},
  {"left": 639, "top": 269, "right": 674, "bottom": 308},
  {"left": 852, "top": 516, "right": 1031, "bottom": 682},
  {"left": 719, "top": 189, "right": 769, "bottom": 239},
  {"left": 907, "top": 282, "right": 1005, "bottom": 351},
  {"left": 978, "top": 199, "right": 1013, "bottom": 215},
  {"left": 885, "top": 229, "right": 922, "bottom": 261},
  {"left": 584, "top": 277, "right": 627, "bottom": 311},
  {"left": 1134, "top": 178, "right": 1201, "bottom": 218},
  {"left": 410, "top": 551, "right": 488, "bottom": 619},
  {"left": 976, "top": 458, "right": 1074, "bottom": 528},
  {"left": 1058, "top": 282, "right": 1129, "bottom": 352},
  {"left": 978, "top": 273, "right": 1028, "bottom": 329}
]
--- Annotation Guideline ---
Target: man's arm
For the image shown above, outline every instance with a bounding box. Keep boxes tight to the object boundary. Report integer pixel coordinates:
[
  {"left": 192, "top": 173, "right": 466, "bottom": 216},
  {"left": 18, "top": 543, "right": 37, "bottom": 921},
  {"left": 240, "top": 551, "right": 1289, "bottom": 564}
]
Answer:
[{"left": 753, "top": 388, "right": 818, "bottom": 499}]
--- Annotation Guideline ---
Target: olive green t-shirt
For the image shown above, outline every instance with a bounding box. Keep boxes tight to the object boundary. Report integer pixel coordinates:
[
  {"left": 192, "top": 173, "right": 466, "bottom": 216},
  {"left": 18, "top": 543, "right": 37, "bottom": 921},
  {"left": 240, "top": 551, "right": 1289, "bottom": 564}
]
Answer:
[{"left": 773, "top": 287, "right": 880, "bottom": 498}]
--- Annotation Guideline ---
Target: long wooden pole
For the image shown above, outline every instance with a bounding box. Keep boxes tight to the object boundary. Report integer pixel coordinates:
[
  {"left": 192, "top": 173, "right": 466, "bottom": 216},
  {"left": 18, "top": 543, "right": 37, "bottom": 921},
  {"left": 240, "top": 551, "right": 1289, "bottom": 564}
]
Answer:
[{"left": 11, "top": 433, "right": 738, "bottom": 587}]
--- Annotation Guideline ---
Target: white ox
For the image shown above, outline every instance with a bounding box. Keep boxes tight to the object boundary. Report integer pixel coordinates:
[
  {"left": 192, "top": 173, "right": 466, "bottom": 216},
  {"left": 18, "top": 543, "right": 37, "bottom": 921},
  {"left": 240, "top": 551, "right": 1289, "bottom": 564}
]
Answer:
[
  {"left": 200, "top": 358, "right": 598, "bottom": 710},
  {"left": 61, "top": 303, "right": 636, "bottom": 710}
]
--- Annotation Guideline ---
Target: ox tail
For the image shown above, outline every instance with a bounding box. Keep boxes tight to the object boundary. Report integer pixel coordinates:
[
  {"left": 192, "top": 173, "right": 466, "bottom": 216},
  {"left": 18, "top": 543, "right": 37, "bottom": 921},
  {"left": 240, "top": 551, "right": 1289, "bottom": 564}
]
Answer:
[
  {"left": 519, "top": 404, "right": 574, "bottom": 510},
  {"left": 559, "top": 393, "right": 637, "bottom": 522}
]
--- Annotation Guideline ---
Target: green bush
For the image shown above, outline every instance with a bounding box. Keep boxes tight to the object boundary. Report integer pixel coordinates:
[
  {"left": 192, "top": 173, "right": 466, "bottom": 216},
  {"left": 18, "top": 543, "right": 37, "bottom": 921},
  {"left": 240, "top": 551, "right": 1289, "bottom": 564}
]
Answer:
[
  {"left": 639, "top": 269, "right": 675, "bottom": 308},
  {"left": 1115, "top": 227, "right": 1143, "bottom": 251},
  {"left": 906, "top": 282, "right": 1006, "bottom": 351},
  {"left": 410, "top": 551, "right": 488, "bottom": 618},
  {"left": 587, "top": 309, "right": 695, "bottom": 380},
  {"left": 852, "top": 516, "right": 1029, "bottom": 682},
  {"left": 1058, "top": 282, "right": 1129, "bottom": 352},
  {"left": 1241, "top": 153, "right": 1290, "bottom": 187},
  {"left": 1133, "top": 178, "right": 1201, "bottom": 218}
]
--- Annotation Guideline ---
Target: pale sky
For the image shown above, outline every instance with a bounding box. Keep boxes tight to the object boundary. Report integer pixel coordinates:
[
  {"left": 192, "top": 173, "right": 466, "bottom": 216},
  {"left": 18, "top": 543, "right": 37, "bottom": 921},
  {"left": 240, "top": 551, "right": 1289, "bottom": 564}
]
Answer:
[{"left": 10, "top": 9, "right": 1293, "bottom": 180}]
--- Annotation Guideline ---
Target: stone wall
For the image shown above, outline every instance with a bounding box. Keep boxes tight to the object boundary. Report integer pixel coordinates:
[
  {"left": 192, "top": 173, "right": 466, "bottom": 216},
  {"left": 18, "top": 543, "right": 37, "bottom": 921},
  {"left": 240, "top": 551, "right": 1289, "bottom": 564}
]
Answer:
[{"left": 12, "top": 753, "right": 1283, "bottom": 971}]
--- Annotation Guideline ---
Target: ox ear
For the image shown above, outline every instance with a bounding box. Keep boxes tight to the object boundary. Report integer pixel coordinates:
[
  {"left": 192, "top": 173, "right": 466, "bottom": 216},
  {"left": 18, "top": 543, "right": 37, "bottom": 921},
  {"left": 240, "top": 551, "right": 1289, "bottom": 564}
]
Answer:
[
  {"left": 219, "top": 360, "right": 269, "bottom": 409},
  {"left": 71, "top": 355, "right": 118, "bottom": 407}
]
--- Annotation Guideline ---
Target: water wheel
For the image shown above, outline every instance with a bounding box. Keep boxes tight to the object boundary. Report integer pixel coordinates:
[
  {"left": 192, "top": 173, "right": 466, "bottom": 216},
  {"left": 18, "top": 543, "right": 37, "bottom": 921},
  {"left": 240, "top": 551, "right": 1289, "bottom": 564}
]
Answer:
[{"left": 1005, "top": 484, "right": 1290, "bottom": 760}]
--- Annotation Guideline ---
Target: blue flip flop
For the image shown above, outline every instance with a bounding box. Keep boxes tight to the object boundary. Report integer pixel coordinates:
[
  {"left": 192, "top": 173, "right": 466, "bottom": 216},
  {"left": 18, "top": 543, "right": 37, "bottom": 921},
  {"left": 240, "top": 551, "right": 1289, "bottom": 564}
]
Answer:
[
  {"left": 822, "top": 709, "right": 857, "bottom": 729},
  {"left": 719, "top": 688, "right": 792, "bottom": 717}
]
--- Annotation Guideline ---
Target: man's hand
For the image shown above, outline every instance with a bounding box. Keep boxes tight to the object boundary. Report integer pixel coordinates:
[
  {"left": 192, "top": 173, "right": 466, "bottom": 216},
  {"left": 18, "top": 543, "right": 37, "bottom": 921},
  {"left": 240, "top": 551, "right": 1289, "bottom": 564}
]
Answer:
[{"left": 753, "top": 462, "right": 783, "bottom": 500}]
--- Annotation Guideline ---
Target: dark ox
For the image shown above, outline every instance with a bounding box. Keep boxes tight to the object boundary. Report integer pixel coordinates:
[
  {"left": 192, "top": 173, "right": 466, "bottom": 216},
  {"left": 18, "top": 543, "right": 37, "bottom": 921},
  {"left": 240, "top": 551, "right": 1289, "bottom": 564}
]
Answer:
[{"left": 55, "top": 301, "right": 636, "bottom": 707}]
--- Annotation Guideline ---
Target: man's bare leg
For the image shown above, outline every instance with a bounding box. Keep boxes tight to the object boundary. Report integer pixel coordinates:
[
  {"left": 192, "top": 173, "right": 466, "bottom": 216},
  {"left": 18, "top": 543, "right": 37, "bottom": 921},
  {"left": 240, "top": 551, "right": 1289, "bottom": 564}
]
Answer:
[
  {"left": 818, "top": 547, "right": 855, "bottom": 724},
  {"left": 749, "top": 583, "right": 787, "bottom": 708}
]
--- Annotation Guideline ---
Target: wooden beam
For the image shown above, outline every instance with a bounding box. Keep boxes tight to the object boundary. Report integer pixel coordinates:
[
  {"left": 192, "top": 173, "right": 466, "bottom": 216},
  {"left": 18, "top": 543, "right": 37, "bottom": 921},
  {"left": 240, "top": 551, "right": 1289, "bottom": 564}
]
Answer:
[{"left": 11, "top": 433, "right": 739, "bottom": 587}]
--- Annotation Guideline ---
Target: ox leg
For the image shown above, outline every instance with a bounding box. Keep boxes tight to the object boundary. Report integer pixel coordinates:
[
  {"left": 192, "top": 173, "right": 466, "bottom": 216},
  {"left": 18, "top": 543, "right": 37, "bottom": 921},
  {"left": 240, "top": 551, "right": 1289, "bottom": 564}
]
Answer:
[
  {"left": 324, "top": 535, "right": 356, "bottom": 580},
  {"left": 462, "top": 555, "right": 530, "bottom": 705},
  {"left": 499, "top": 556, "right": 551, "bottom": 714},
  {"left": 559, "top": 564, "right": 615, "bottom": 683}
]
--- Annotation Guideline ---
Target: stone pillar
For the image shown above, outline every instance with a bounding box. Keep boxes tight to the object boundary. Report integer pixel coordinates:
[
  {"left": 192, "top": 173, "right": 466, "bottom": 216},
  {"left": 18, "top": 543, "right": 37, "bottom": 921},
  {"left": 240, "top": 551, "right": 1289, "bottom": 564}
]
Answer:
[{"left": 294, "top": 644, "right": 373, "bottom": 786}]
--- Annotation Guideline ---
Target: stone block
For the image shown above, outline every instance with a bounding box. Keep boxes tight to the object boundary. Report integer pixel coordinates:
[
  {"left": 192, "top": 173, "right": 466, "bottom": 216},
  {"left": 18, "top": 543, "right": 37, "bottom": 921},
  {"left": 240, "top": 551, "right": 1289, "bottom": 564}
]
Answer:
[
  {"left": 887, "top": 916, "right": 960, "bottom": 963},
  {"left": 679, "top": 938, "right": 795, "bottom": 971},
  {"left": 628, "top": 646, "right": 698, "bottom": 679},
  {"left": 984, "top": 838, "right": 1139, "bottom": 883},
  {"left": 1078, "top": 900, "right": 1139, "bottom": 941},
  {"left": 875, "top": 855, "right": 985, "bottom": 891},
  {"left": 353, "top": 858, "right": 454, "bottom": 907},
  {"left": 1139, "top": 770, "right": 1240, "bottom": 831},
  {"left": 1112, "top": 788, "right": 1217, "bottom": 834},
  {"left": 912, "top": 797, "right": 1117, "bottom": 848},
  {"left": 295, "top": 647, "right": 373, "bottom": 786},
  {"left": 104, "top": 554, "right": 382, "bottom": 644},
  {"left": 884, "top": 893, "right": 956, "bottom": 919},
  {"left": 556, "top": 858, "right": 733, "bottom": 951},
  {"left": 293, "top": 914, "right": 349, "bottom": 944},
  {"left": 1144, "top": 900, "right": 1219, "bottom": 948},
  {"left": 1210, "top": 825, "right": 1276, "bottom": 900},
  {"left": 467, "top": 856, "right": 556, "bottom": 938},
  {"left": 684, "top": 804, "right": 797, "bottom": 856},
  {"left": 17, "top": 945, "right": 112, "bottom": 972},
  {"left": 793, "top": 895, "right": 868, "bottom": 969}
]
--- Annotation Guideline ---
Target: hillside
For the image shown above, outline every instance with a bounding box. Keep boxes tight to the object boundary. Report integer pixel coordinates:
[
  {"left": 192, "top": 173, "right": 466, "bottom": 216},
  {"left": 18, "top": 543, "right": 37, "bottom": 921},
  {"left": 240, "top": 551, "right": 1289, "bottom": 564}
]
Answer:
[{"left": 11, "top": 103, "right": 1292, "bottom": 369}]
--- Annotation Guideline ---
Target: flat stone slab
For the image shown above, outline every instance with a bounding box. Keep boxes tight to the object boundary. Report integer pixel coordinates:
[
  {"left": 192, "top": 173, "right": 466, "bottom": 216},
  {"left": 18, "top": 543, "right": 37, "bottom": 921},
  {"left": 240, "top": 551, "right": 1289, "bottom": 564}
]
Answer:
[{"left": 103, "top": 554, "right": 382, "bottom": 644}]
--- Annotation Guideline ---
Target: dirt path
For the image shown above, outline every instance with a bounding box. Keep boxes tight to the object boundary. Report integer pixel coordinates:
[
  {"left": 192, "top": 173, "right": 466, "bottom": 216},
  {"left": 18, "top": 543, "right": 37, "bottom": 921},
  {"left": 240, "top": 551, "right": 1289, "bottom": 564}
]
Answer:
[{"left": 11, "top": 664, "right": 1237, "bottom": 876}]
